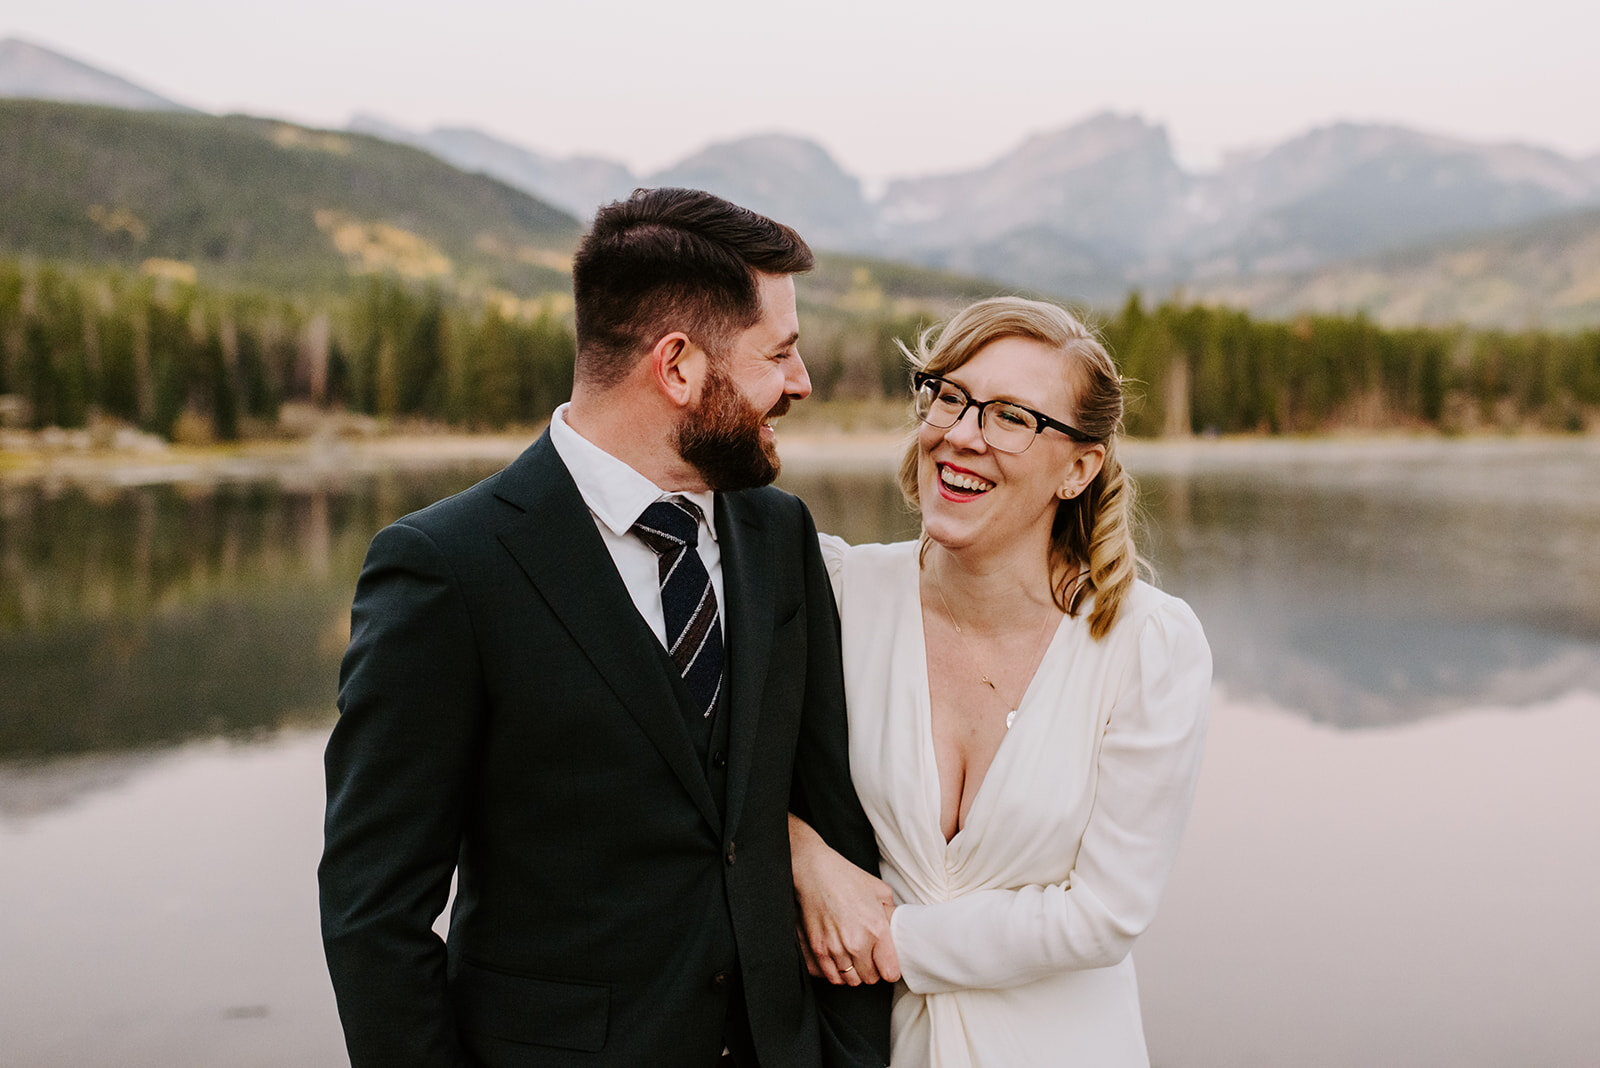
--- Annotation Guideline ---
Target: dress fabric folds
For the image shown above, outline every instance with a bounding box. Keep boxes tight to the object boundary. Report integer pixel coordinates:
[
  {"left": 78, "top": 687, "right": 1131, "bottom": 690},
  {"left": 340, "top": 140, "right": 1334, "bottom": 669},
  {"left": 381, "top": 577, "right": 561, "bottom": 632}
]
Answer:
[{"left": 820, "top": 538, "right": 1211, "bottom": 1068}]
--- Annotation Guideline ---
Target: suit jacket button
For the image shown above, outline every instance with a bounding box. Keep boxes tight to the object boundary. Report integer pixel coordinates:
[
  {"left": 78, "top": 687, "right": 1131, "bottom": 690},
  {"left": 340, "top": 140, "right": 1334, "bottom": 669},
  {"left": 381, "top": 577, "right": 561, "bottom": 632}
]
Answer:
[
  {"left": 711, "top": 750, "right": 727, "bottom": 769},
  {"left": 711, "top": 971, "right": 730, "bottom": 990},
  {"left": 725, "top": 842, "right": 736, "bottom": 866}
]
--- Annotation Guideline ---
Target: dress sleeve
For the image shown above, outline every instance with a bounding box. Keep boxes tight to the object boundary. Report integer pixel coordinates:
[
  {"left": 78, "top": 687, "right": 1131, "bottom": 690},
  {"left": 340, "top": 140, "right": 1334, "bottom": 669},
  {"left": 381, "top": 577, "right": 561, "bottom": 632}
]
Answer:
[
  {"left": 815, "top": 531, "right": 850, "bottom": 605},
  {"left": 889, "top": 596, "right": 1212, "bottom": 994},
  {"left": 790, "top": 512, "right": 893, "bottom": 1066}
]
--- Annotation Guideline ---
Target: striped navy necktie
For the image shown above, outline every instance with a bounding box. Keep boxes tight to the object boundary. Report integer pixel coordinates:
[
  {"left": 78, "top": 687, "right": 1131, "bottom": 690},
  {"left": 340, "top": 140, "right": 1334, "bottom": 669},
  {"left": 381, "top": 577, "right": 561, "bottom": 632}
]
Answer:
[{"left": 633, "top": 496, "right": 725, "bottom": 724}]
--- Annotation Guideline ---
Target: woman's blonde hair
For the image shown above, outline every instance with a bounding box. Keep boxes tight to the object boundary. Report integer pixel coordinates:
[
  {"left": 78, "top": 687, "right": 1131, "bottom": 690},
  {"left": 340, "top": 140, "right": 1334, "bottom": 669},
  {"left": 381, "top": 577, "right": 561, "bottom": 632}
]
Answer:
[{"left": 897, "top": 296, "right": 1144, "bottom": 640}]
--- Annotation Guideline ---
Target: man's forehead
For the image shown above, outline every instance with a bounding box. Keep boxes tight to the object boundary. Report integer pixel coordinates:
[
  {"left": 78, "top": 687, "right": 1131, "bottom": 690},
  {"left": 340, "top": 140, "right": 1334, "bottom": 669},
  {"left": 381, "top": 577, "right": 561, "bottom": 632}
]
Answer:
[
  {"left": 754, "top": 273, "right": 799, "bottom": 328},
  {"left": 755, "top": 271, "right": 796, "bottom": 306}
]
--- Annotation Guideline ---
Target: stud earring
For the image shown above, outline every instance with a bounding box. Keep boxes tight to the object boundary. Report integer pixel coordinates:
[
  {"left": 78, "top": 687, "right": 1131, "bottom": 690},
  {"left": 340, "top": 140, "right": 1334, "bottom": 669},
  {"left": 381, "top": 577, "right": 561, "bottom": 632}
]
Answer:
[{"left": 1057, "top": 486, "right": 1076, "bottom": 500}]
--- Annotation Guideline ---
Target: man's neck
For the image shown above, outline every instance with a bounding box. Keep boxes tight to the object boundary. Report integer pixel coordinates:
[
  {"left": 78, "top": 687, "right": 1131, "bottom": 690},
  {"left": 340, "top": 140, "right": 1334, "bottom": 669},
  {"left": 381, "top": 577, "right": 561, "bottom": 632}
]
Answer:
[{"left": 564, "top": 393, "right": 708, "bottom": 493}]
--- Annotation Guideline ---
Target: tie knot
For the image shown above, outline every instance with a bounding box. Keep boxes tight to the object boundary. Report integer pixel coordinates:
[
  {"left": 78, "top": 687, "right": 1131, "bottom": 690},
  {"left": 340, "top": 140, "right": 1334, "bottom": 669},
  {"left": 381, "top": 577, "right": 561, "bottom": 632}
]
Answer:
[{"left": 634, "top": 496, "right": 703, "bottom": 555}]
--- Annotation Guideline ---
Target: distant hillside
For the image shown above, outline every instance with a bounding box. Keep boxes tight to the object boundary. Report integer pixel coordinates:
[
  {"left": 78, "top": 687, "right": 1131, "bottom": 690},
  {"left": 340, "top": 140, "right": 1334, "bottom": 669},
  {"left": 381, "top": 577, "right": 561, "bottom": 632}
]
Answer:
[
  {"left": 0, "top": 99, "right": 581, "bottom": 295},
  {"left": 1191, "top": 207, "right": 1600, "bottom": 330},
  {"left": 0, "top": 37, "right": 193, "bottom": 112},
  {"left": 805, "top": 252, "right": 1022, "bottom": 311}
]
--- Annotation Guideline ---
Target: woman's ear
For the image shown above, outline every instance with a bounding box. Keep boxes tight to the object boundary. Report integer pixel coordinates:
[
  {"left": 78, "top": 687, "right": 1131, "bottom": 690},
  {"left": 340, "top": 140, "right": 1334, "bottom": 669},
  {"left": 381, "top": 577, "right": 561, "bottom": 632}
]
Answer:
[{"left": 1057, "top": 443, "right": 1106, "bottom": 499}]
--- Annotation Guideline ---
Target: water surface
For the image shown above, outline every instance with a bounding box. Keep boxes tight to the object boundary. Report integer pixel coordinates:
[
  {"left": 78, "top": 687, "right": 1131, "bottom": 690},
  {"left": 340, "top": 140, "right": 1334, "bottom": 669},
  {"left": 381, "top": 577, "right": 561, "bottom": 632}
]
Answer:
[{"left": 2, "top": 438, "right": 1597, "bottom": 1065}]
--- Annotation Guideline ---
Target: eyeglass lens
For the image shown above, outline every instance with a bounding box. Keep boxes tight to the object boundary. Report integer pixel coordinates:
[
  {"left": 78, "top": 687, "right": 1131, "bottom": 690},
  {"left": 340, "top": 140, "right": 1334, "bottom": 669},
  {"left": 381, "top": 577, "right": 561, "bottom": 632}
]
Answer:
[{"left": 916, "top": 379, "right": 1039, "bottom": 452}]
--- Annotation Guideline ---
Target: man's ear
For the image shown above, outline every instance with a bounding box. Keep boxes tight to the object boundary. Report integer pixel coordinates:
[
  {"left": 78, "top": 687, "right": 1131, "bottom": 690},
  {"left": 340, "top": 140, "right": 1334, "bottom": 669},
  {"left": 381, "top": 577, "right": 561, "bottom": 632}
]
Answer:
[{"left": 649, "top": 332, "right": 708, "bottom": 409}]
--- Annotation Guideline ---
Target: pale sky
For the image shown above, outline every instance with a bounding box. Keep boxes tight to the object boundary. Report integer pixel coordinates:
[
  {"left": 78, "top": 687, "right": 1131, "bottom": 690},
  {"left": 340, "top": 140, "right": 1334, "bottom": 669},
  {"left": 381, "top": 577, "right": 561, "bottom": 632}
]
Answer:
[{"left": 4, "top": 0, "right": 1597, "bottom": 183}]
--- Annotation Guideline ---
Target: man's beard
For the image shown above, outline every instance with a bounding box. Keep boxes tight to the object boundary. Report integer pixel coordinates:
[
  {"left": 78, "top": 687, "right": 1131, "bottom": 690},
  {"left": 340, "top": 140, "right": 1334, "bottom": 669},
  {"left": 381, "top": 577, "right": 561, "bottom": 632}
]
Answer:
[{"left": 675, "top": 361, "right": 788, "bottom": 491}]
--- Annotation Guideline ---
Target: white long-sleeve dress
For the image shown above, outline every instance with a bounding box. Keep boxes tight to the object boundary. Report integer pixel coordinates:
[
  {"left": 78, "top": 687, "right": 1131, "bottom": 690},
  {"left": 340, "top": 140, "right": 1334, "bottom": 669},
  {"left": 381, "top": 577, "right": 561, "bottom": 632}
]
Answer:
[{"left": 820, "top": 537, "right": 1211, "bottom": 1068}]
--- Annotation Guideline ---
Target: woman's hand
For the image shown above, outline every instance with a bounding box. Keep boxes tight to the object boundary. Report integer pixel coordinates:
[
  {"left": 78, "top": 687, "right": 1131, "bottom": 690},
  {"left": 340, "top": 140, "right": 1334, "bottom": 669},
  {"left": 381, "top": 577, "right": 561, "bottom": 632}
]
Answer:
[{"left": 789, "top": 814, "right": 901, "bottom": 986}]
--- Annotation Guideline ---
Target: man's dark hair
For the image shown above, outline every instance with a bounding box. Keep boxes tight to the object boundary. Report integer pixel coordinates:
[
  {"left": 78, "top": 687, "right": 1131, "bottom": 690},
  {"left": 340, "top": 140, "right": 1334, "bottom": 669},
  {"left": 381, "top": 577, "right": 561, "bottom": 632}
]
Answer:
[{"left": 570, "top": 187, "right": 814, "bottom": 388}]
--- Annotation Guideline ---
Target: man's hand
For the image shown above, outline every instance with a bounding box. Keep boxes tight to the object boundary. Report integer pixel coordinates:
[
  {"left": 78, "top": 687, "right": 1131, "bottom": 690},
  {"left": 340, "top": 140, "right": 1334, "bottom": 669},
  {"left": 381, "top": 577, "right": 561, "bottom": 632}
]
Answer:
[{"left": 789, "top": 814, "right": 901, "bottom": 986}]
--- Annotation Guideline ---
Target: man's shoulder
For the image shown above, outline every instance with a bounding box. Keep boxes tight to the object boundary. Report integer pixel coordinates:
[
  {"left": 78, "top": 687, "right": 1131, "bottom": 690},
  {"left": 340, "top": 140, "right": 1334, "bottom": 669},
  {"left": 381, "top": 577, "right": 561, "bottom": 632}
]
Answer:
[
  {"left": 385, "top": 434, "right": 563, "bottom": 543},
  {"left": 381, "top": 465, "right": 520, "bottom": 552},
  {"left": 720, "top": 483, "right": 808, "bottom": 528}
]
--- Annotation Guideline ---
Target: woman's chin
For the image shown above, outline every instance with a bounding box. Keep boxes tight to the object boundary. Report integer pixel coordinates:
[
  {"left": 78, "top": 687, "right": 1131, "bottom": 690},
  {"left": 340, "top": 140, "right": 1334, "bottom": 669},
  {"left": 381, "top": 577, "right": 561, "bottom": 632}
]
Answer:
[{"left": 921, "top": 514, "right": 979, "bottom": 553}]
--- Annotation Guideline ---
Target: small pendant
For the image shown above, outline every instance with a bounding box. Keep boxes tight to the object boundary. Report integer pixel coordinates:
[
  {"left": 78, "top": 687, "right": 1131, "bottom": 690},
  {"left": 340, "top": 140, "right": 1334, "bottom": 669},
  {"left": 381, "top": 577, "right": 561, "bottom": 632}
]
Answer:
[
  {"left": 1005, "top": 709, "right": 1017, "bottom": 729},
  {"left": 981, "top": 676, "right": 996, "bottom": 690}
]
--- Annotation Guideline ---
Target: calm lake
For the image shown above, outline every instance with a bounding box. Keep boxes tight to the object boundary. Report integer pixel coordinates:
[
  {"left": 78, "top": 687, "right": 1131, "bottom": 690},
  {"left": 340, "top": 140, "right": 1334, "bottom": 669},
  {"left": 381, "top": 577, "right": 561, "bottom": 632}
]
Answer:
[{"left": 2, "top": 436, "right": 1597, "bottom": 1067}]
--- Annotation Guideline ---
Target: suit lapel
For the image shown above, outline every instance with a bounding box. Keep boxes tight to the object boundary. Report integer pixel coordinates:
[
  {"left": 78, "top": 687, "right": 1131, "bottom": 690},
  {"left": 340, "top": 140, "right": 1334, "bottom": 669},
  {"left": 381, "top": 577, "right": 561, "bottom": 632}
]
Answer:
[
  {"left": 493, "top": 434, "right": 721, "bottom": 832},
  {"left": 717, "top": 491, "right": 775, "bottom": 837}
]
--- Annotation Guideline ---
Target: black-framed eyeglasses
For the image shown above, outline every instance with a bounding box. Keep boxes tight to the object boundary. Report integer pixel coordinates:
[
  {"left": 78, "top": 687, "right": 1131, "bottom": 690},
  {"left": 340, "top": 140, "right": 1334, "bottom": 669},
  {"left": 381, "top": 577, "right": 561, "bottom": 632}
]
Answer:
[{"left": 912, "top": 372, "right": 1097, "bottom": 453}]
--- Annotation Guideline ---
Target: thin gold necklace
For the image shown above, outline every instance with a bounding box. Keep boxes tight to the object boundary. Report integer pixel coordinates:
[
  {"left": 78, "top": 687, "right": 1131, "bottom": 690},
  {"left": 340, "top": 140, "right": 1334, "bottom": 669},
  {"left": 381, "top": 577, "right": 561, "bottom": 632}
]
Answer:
[{"left": 930, "top": 563, "right": 1060, "bottom": 729}]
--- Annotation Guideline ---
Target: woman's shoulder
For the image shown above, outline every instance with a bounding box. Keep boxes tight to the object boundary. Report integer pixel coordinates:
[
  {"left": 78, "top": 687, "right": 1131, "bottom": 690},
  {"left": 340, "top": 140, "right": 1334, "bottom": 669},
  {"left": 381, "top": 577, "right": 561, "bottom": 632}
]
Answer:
[
  {"left": 816, "top": 534, "right": 918, "bottom": 571},
  {"left": 1123, "top": 578, "right": 1196, "bottom": 617},
  {"left": 1105, "top": 579, "right": 1208, "bottom": 653},
  {"left": 815, "top": 535, "right": 918, "bottom": 601},
  {"left": 1097, "top": 580, "right": 1212, "bottom": 727}
]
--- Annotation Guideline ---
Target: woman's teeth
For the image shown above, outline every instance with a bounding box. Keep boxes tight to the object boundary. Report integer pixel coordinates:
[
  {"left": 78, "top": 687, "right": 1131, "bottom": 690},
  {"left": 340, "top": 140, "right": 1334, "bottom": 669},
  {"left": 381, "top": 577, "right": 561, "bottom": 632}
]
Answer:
[{"left": 940, "top": 467, "right": 995, "bottom": 493}]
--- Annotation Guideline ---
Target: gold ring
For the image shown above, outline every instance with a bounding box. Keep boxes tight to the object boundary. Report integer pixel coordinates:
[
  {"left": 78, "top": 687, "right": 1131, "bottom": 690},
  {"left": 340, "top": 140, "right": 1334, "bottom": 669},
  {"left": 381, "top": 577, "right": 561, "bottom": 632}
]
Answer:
[{"left": 841, "top": 965, "right": 855, "bottom": 973}]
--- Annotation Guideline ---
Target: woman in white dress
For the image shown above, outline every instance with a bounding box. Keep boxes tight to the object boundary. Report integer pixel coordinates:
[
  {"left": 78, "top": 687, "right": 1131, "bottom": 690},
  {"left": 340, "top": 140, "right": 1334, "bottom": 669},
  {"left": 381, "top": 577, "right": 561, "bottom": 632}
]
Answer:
[{"left": 788, "top": 297, "right": 1211, "bottom": 1067}]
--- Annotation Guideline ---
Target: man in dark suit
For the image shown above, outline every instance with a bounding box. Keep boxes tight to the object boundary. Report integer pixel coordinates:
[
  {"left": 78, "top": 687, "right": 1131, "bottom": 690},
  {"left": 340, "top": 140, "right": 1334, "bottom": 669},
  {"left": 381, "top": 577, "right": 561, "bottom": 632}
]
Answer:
[{"left": 319, "top": 188, "right": 890, "bottom": 1067}]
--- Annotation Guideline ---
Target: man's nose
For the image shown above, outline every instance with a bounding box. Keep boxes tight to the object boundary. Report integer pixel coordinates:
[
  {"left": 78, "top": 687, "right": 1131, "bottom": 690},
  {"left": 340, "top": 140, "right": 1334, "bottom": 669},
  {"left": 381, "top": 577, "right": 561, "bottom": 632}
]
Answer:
[{"left": 786, "top": 350, "right": 813, "bottom": 399}]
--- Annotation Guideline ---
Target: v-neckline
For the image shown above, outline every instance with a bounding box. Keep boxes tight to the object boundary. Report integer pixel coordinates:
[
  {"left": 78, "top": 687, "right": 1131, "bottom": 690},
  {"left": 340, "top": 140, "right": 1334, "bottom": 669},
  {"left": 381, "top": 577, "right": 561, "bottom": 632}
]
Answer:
[{"left": 910, "top": 555, "right": 1065, "bottom": 848}]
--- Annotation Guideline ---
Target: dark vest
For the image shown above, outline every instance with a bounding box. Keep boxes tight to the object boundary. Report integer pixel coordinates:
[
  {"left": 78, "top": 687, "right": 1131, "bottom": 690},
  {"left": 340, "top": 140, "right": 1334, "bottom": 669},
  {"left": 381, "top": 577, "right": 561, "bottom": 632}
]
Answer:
[
  {"left": 649, "top": 621, "right": 732, "bottom": 809},
  {"left": 652, "top": 629, "right": 751, "bottom": 1059}
]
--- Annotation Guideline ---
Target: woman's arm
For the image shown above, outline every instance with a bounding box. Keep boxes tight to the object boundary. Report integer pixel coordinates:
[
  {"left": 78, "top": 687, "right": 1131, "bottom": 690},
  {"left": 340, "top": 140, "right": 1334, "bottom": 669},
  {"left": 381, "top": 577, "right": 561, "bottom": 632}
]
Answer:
[
  {"left": 793, "top": 529, "right": 902, "bottom": 987},
  {"left": 787, "top": 504, "right": 893, "bottom": 1065},
  {"left": 790, "top": 813, "right": 902, "bottom": 986},
  {"left": 890, "top": 599, "right": 1212, "bottom": 994}
]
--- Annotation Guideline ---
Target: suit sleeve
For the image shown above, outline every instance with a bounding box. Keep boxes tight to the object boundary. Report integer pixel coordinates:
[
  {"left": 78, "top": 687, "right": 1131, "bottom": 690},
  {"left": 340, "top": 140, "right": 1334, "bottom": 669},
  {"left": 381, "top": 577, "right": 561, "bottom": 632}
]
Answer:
[
  {"left": 889, "top": 598, "right": 1211, "bottom": 994},
  {"left": 319, "top": 521, "right": 483, "bottom": 1067},
  {"left": 789, "top": 505, "right": 892, "bottom": 1067}
]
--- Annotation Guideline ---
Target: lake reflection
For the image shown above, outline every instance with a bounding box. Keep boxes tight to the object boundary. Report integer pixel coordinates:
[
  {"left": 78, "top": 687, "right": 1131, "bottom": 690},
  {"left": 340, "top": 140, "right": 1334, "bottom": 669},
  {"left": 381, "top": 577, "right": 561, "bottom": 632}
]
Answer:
[
  {"left": 1, "top": 438, "right": 1598, "bottom": 1066},
  {"left": 1133, "top": 440, "right": 1600, "bottom": 728},
  {"left": 0, "top": 469, "right": 491, "bottom": 765}
]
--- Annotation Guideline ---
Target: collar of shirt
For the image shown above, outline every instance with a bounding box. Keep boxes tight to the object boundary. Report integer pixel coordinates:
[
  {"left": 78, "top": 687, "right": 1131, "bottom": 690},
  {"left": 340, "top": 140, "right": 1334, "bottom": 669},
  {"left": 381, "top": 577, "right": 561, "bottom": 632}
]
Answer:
[{"left": 548, "top": 403, "right": 718, "bottom": 541}]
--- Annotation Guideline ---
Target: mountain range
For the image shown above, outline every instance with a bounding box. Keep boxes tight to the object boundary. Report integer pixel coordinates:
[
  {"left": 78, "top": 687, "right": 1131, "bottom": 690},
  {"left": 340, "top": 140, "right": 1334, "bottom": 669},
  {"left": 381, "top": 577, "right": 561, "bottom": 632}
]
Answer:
[
  {"left": 345, "top": 110, "right": 1600, "bottom": 322},
  {"left": 7, "top": 35, "right": 1600, "bottom": 327},
  {"left": 345, "top": 116, "right": 879, "bottom": 252}
]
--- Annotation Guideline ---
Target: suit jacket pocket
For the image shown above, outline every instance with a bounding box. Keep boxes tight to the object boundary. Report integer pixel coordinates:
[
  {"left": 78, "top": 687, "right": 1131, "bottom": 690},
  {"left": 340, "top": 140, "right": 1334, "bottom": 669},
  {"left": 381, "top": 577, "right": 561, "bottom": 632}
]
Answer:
[
  {"left": 776, "top": 597, "right": 805, "bottom": 630},
  {"left": 451, "top": 958, "right": 609, "bottom": 1052}
]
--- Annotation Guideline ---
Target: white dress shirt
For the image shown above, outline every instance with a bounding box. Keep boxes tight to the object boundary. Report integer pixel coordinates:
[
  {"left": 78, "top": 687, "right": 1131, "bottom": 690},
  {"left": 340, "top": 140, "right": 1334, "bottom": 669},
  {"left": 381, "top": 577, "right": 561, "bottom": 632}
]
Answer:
[{"left": 548, "top": 403, "right": 723, "bottom": 649}]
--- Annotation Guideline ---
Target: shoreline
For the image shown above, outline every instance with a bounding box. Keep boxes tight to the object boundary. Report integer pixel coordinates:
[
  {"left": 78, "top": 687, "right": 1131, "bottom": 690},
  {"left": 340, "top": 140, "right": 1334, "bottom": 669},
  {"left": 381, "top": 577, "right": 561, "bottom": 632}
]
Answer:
[{"left": 2, "top": 426, "right": 1597, "bottom": 488}]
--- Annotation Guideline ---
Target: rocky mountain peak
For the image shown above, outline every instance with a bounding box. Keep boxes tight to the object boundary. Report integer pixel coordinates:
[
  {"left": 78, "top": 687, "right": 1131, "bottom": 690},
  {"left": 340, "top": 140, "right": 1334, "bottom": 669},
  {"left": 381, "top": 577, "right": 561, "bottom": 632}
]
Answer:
[
  {"left": 647, "top": 133, "right": 873, "bottom": 248},
  {"left": 1003, "top": 111, "right": 1174, "bottom": 173},
  {"left": 0, "top": 37, "right": 193, "bottom": 112}
]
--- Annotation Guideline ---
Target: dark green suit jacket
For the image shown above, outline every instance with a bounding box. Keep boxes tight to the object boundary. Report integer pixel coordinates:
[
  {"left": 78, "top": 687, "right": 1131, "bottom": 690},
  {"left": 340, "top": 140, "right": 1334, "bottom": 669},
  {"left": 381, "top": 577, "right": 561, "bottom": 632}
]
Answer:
[{"left": 320, "top": 432, "right": 889, "bottom": 1067}]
